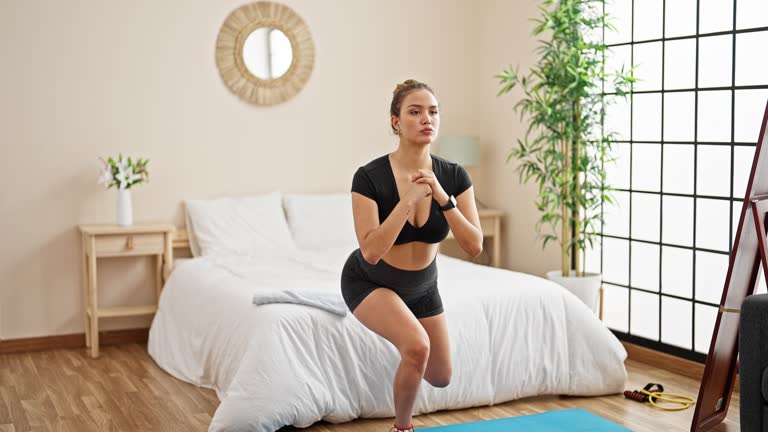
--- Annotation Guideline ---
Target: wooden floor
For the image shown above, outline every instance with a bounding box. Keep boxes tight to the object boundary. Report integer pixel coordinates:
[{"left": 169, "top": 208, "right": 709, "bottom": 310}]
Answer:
[{"left": 0, "top": 343, "right": 740, "bottom": 431}]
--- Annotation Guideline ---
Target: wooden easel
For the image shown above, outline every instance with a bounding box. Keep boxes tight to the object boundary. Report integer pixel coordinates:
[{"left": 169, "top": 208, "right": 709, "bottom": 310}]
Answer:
[{"left": 691, "top": 100, "right": 768, "bottom": 431}]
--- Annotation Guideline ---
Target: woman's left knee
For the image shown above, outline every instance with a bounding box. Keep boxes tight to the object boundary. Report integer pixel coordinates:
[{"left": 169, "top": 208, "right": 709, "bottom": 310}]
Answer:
[{"left": 425, "top": 367, "right": 452, "bottom": 388}]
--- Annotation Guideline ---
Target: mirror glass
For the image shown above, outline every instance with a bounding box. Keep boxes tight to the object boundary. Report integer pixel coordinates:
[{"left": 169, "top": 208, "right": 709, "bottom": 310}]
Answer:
[{"left": 242, "top": 27, "right": 293, "bottom": 80}]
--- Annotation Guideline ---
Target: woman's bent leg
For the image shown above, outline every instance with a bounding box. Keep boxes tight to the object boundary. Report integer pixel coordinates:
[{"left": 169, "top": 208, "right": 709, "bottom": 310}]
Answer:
[{"left": 353, "top": 287, "right": 429, "bottom": 429}]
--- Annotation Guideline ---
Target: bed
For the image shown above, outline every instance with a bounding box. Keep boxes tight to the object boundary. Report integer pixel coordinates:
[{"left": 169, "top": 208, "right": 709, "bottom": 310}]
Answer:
[{"left": 147, "top": 192, "right": 627, "bottom": 432}]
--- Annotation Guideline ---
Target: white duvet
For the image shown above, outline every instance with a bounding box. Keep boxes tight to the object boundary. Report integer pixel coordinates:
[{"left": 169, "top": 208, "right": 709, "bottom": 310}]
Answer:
[{"left": 148, "top": 249, "right": 627, "bottom": 432}]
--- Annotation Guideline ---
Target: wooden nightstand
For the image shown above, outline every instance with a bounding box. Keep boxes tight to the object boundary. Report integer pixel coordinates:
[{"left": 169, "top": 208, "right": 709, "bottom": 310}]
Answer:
[
  {"left": 443, "top": 208, "right": 504, "bottom": 268},
  {"left": 79, "top": 223, "right": 174, "bottom": 358}
]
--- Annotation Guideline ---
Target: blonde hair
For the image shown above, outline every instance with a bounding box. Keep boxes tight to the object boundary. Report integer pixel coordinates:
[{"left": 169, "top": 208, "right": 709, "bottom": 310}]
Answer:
[{"left": 390, "top": 79, "right": 436, "bottom": 134}]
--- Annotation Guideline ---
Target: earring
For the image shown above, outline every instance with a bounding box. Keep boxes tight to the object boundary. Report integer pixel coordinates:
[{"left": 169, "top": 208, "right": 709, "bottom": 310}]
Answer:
[{"left": 394, "top": 128, "right": 400, "bottom": 135}]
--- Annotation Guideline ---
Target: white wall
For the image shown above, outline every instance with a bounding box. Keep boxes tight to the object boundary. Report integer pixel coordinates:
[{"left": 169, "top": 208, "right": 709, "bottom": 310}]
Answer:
[{"left": 0, "top": 0, "right": 555, "bottom": 340}]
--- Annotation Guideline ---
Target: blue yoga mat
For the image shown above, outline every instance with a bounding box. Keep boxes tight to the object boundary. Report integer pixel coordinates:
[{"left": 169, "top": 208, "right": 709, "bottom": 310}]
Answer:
[{"left": 420, "top": 408, "right": 632, "bottom": 431}]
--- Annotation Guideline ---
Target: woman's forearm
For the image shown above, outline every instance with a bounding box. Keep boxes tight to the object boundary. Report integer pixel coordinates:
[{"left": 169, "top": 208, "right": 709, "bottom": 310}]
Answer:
[
  {"left": 444, "top": 209, "right": 483, "bottom": 257},
  {"left": 360, "top": 200, "right": 414, "bottom": 264}
]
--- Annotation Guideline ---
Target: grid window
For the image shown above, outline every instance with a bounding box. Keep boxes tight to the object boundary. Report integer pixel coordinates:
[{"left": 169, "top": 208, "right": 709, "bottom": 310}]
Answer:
[{"left": 602, "top": 0, "right": 768, "bottom": 362}]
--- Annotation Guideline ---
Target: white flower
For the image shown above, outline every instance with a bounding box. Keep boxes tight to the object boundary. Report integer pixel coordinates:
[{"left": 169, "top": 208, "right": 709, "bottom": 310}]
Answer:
[
  {"left": 115, "top": 166, "right": 142, "bottom": 189},
  {"left": 97, "top": 168, "right": 112, "bottom": 187}
]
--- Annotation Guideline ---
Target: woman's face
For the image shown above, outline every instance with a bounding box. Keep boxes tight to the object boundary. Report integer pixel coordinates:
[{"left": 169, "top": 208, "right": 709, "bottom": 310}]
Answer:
[{"left": 393, "top": 89, "right": 440, "bottom": 145}]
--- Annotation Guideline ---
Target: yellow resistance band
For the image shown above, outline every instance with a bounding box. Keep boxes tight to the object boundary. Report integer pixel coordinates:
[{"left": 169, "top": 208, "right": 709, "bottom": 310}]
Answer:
[{"left": 640, "top": 389, "right": 696, "bottom": 411}]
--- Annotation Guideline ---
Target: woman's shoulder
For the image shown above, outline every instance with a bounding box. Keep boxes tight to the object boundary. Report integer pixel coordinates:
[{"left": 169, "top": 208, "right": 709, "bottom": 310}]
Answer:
[
  {"left": 430, "top": 153, "right": 461, "bottom": 174},
  {"left": 358, "top": 154, "right": 389, "bottom": 174}
]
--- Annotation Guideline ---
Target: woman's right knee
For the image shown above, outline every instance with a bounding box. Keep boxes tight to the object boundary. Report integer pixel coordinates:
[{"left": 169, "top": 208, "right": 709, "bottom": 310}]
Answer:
[{"left": 399, "top": 337, "right": 430, "bottom": 371}]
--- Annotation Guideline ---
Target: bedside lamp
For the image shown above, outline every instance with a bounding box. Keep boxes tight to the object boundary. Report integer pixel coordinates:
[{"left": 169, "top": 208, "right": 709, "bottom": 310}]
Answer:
[
  {"left": 437, "top": 135, "right": 480, "bottom": 167},
  {"left": 437, "top": 135, "right": 487, "bottom": 208}
]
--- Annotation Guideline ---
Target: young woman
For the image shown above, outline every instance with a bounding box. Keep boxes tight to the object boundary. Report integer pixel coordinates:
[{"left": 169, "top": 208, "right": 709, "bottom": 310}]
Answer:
[{"left": 340, "top": 79, "right": 484, "bottom": 432}]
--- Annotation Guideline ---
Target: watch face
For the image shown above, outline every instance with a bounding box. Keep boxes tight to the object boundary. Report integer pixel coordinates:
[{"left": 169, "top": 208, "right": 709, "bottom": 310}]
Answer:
[{"left": 449, "top": 195, "right": 457, "bottom": 206}]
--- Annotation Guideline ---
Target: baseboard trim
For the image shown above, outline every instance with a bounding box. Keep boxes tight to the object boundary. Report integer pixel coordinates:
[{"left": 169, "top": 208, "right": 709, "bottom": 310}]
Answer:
[
  {"left": 623, "top": 341, "right": 704, "bottom": 380},
  {"left": 623, "top": 341, "right": 740, "bottom": 393},
  {"left": 0, "top": 328, "right": 149, "bottom": 354}
]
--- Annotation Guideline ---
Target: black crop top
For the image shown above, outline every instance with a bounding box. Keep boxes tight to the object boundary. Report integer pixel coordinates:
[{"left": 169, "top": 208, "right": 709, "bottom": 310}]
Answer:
[{"left": 351, "top": 154, "right": 472, "bottom": 245}]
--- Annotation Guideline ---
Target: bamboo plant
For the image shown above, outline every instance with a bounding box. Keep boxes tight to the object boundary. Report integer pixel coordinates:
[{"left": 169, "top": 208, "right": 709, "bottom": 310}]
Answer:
[{"left": 497, "top": 0, "right": 634, "bottom": 277}]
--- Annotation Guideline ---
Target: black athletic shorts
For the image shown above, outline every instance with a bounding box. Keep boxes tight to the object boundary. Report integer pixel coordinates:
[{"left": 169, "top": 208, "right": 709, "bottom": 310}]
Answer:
[{"left": 340, "top": 248, "right": 443, "bottom": 319}]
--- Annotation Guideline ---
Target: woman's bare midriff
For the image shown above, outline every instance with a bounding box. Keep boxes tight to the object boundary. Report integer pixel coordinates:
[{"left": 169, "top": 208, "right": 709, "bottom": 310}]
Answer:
[{"left": 381, "top": 242, "right": 438, "bottom": 271}]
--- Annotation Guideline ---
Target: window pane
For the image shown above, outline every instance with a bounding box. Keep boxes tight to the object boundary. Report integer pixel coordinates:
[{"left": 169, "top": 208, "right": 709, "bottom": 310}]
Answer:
[
  {"left": 695, "top": 303, "right": 718, "bottom": 354},
  {"left": 604, "top": 190, "right": 630, "bottom": 237},
  {"left": 585, "top": 235, "right": 602, "bottom": 275},
  {"left": 665, "top": 0, "right": 697, "bottom": 38},
  {"left": 664, "top": 39, "right": 696, "bottom": 90},
  {"left": 695, "top": 250, "right": 729, "bottom": 303},
  {"left": 736, "top": 0, "right": 768, "bottom": 30},
  {"left": 633, "top": 93, "right": 662, "bottom": 141},
  {"left": 606, "top": 95, "right": 631, "bottom": 141},
  {"left": 634, "top": 0, "right": 663, "bottom": 41},
  {"left": 604, "top": 237, "right": 630, "bottom": 285},
  {"left": 662, "top": 246, "right": 693, "bottom": 298},
  {"left": 696, "top": 145, "right": 731, "bottom": 197},
  {"left": 735, "top": 31, "right": 768, "bottom": 86},
  {"left": 757, "top": 265, "right": 768, "bottom": 294},
  {"left": 631, "top": 290, "right": 660, "bottom": 340},
  {"left": 607, "top": 143, "right": 631, "bottom": 190},
  {"left": 662, "top": 297, "right": 693, "bottom": 349},
  {"left": 697, "top": 91, "right": 732, "bottom": 142},
  {"left": 634, "top": 42, "right": 663, "bottom": 91},
  {"left": 732, "top": 200, "right": 742, "bottom": 245},
  {"left": 632, "top": 192, "right": 661, "bottom": 241},
  {"left": 662, "top": 196, "right": 694, "bottom": 246},
  {"left": 663, "top": 144, "right": 695, "bottom": 194},
  {"left": 696, "top": 198, "right": 731, "bottom": 251},
  {"left": 664, "top": 92, "right": 695, "bottom": 141},
  {"left": 734, "top": 90, "right": 768, "bottom": 143},
  {"left": 733, "top": 145, "right": 756, "bottom": 198},
  {"left": 604, "top": 283, "right": 629, "bottom": 332},
  {"left": 605, "top": 45, "right": 632, "bottom": 94},
  {"left": 699, "top": 35, "right": 733, "bottom": 88},
  {"left": 606, "top": 0, "right": 633, "bottom": 45},
  {"left": 631, "top": 241, "right": 660, "bottom": 291},
  {"left": 699, "top": 0, "right": 734, "bottom": 34},
  {"left": 632, "top": 143, "right": 661, "bottom": 191}
]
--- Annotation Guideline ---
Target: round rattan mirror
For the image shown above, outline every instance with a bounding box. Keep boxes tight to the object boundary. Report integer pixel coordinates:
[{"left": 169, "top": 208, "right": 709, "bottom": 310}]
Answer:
[{"left": 215, "top": 2, "right": 315, "bottom": 105}]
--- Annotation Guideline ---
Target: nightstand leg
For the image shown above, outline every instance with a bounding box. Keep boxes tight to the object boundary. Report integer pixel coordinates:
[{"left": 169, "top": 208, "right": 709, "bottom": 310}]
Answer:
[
  {"left": 493, "top": 218, "right": 501, "bottom": 268},
  {"left": 89, "top": 236, "right": 99, "bottom": 358},
  {"left": 155, "top": 254, "right": 162, "bottom": 303},
  {"left": 81, "top": 234, "right": 91, "bottom": 348}
]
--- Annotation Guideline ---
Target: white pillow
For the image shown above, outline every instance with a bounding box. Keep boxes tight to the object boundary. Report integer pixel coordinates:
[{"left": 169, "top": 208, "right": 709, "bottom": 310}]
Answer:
[
  {"left": 185, "top": 192, "right": 296, "bottom": 256},
  {"left": 283, "top": 193, "right": 358, "bottom": 251}
]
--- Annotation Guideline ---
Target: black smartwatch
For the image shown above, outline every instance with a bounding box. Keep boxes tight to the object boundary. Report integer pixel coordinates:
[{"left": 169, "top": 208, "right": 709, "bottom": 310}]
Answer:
[{"left": 439, "top": 195, "right": 456, "bottom": 212}]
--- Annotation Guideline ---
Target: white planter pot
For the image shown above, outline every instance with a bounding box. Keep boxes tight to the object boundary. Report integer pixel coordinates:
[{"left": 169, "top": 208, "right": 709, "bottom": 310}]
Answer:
[
  {"left": 116, "top": 188, "right": 133, "bottom": 226},
  {"left": 546, "top": 269, "right": 602, "bottom": 316}
]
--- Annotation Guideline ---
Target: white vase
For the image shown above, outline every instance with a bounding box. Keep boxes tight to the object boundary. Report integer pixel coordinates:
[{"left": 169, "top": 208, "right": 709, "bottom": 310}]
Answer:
[
  {"left": 546, "top": 269, "right": 603, "bottom": 316},
  {"left": 116, "top": 188, "right": 133, "bottom": 226}
]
